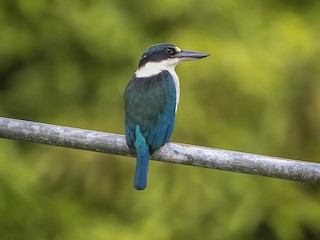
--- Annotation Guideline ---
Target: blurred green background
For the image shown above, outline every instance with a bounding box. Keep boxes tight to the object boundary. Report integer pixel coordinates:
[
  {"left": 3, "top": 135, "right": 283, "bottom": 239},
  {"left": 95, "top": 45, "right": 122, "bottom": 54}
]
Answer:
[{"left": 1, "top": 0, "right": 320, "bottom": 239}]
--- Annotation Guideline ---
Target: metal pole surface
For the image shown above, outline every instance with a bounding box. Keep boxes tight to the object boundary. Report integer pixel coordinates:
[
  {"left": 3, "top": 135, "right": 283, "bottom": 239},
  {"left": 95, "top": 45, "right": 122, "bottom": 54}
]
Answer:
[{"left": 0, "top": 117, "right": 319, "bottom": 183}]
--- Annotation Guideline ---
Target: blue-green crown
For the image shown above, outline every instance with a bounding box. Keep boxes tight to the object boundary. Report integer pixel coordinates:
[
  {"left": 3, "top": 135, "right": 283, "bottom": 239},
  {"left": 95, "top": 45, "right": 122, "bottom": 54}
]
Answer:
[{"left": 138, "top": 43, "right": 177, "bottom": 67}]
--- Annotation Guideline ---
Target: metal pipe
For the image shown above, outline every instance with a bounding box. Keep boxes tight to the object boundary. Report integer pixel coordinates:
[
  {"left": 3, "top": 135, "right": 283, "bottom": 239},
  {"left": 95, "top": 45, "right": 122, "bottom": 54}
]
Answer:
[{"left": 0, "top": 117, "right": 319, "bottom": 183}]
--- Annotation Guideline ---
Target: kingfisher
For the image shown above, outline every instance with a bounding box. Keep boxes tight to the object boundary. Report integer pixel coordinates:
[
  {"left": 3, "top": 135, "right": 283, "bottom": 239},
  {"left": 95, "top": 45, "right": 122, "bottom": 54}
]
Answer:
[{"left": 124, "top": 43, "right": 209, "bottom": 190}]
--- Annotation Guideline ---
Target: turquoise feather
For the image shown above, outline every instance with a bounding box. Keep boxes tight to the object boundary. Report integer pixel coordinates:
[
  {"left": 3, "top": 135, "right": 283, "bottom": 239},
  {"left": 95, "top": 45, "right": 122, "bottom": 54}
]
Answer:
[{"left": 124, "top": 70, "right": 176, "bottom": 190}]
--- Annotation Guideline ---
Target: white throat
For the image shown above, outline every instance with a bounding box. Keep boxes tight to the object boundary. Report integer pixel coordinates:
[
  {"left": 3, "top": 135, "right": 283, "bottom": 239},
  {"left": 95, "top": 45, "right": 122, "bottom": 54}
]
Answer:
[{"left": 135, "top": 59, "right": 180, "bottom": 112}]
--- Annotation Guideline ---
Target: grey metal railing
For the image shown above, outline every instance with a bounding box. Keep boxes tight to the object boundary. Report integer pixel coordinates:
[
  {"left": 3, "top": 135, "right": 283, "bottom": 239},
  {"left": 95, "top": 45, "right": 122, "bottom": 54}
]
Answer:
[{"left": 0, "top": 117, "right": 319, "bottom": 183}]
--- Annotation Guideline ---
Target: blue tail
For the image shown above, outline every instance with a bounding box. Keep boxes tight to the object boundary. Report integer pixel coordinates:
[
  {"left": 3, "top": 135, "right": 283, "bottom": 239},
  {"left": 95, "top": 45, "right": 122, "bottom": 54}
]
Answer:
[{"left": 134, "top": 125, "right": 150, "bottom": 190}]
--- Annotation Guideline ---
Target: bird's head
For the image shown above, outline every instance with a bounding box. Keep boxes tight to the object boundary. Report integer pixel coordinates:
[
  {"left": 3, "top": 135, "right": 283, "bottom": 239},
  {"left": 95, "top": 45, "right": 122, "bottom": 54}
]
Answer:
[{"left": 135, "top": 43, "right": 209, "bottom": 78}]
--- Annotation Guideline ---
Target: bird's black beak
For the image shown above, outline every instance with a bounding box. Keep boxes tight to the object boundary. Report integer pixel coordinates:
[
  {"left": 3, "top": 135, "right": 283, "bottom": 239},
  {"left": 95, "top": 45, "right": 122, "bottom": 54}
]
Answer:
[{"left": 176, "top": 50, "right": 210, "bottom": 61}]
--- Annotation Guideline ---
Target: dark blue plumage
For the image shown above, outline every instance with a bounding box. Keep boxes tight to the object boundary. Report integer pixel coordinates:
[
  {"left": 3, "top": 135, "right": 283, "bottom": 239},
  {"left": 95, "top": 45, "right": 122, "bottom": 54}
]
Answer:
[
  {"left": 125, "top": 71, "right": 176, "bottom": 190},
  {"left": 124, "top": 43, "right": 209, "bottom": 190}
]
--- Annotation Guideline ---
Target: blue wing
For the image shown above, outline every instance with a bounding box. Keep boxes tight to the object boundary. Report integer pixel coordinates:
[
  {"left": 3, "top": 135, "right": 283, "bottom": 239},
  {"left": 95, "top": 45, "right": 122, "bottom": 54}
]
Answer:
[{"left": 124, "top": 70, "right": 176, "bottom": 151}]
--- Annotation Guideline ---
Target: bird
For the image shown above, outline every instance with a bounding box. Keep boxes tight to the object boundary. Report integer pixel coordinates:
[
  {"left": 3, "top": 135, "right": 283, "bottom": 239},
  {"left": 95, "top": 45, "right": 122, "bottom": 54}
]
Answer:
[{"left": 124, "top": 43, "right": 209, "bottom": 190}]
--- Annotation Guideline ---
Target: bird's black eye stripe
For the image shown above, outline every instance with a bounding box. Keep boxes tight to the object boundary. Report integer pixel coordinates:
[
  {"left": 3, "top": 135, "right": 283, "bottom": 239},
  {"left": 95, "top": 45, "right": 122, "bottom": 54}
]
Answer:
[{"left": 165, "top": 47, "right": 175, "bottom": 55}]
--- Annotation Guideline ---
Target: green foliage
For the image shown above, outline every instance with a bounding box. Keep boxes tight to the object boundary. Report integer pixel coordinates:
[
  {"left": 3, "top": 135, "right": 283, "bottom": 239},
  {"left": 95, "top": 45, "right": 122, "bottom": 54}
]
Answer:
[{"left": 1, "top": 0, "right": 320, "bottom": 239}]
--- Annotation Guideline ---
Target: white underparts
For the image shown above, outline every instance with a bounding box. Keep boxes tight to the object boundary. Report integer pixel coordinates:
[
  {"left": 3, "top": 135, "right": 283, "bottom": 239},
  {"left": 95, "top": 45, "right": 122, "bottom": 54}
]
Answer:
[{"left": 135, "top": 59, "right": 180, "bottom": 113}]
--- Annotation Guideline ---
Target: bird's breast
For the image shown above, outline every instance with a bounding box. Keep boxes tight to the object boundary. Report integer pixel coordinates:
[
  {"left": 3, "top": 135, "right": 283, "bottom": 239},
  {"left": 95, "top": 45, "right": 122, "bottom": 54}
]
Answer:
[{"left": 168, "top": 70, "right": 180, "bottom": 113}]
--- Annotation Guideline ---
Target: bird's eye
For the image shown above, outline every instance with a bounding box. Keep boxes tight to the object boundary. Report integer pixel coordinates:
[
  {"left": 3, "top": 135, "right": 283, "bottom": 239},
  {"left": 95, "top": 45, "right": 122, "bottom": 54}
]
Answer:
[{"left": 165, "top": 47, "right": 175, "bottom": 55}]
